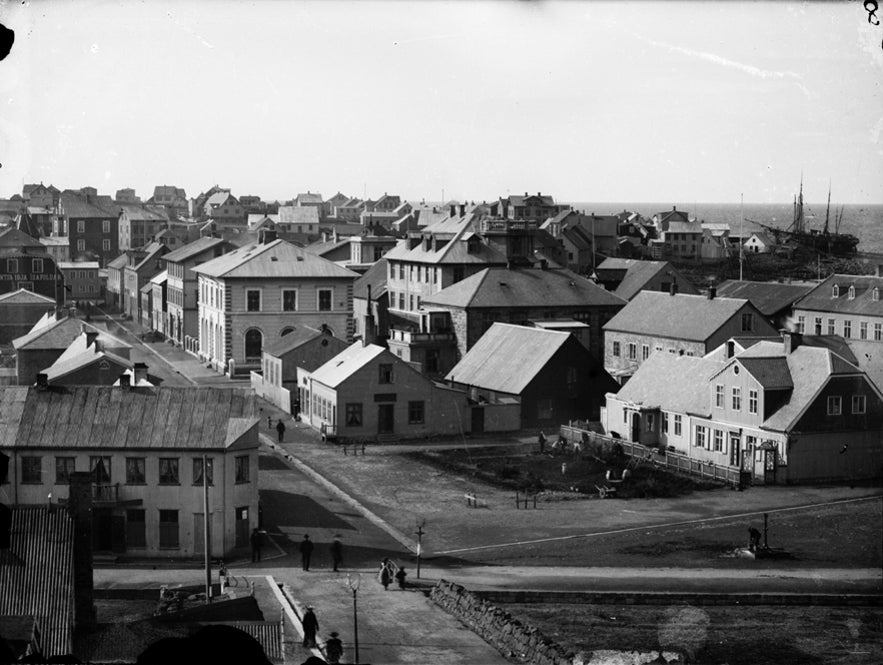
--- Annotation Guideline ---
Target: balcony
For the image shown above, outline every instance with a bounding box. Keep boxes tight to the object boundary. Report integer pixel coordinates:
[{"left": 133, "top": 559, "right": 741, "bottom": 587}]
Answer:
[
  {"left": 388, "top": 328, "right": 456, "bottom": 346},
  {"left": 92, "top": 483, "right": 142, "bottom": 507},
  {"left": 479, "top": 218, "right": 537, "bottom": 234}
]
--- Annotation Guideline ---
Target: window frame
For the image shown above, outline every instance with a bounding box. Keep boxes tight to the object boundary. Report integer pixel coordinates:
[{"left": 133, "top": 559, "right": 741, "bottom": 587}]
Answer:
[
  {"left": 281, "top": 289, "right": 298, "bottom": 312},
  {"left": 378, "top": 363, "right": 394, "bottom": 384},
  {"left": 731, "top": 386, "right": 741, "bottom": 411},
  {"left": 246, "top": 289, "right": 261, "bottom": 312},
  {"left": 192, "top": 457, "right": 214, "bottom": 486},
  {"left": 158, "top": 509, "right": 180, "bottom": 549},
  {"left": 158, "top": 457, "right": 180, "bottom": 485},
  {"left": 827, "top": 395, "right": 842, "bottom": 416},
  {"left": 408, "top": 400, "right": 425, "bottom": 425},
  {"left": 125, "top": 457, "right": 146, "bottom": 485},
  {"left": 345, "top": 403, "right": 363, "bottom": 427},
  {"left": 55, "top": 456, "right": 76, "bottom": 484},
  {"left": 852, "top": 394, "right": 866, "bottom": 415},
  {"left": 235, "top": 455, "right": 250, "bottom": 484},
  {"left": 748, "top": 389, "right": 758, "bottom": 415},
  {"left": 317, "top": 287, "right": 333, "bottom": 312},
  {"left": 21, "top": 456, "right": 42, "bottom": 484}
]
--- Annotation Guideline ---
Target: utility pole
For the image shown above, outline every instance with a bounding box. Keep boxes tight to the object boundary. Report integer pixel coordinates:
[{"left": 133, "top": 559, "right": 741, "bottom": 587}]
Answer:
[
  {"left": 739, "top": 193, "right": 744, "bottom": 282},
  {"left": 345, "top": 574, "right": 361, "bottom": 664},
  {"left": 203, "top": 454, "right": 211, "bottom": 603},
  {"left": 415, "top": 520, "right": 426, "bottom": 579}
]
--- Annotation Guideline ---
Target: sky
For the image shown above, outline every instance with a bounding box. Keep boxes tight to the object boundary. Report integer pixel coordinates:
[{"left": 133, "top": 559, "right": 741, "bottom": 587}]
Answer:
[{"left": 0, "top": 0, "right": 881, "bottom": 205}]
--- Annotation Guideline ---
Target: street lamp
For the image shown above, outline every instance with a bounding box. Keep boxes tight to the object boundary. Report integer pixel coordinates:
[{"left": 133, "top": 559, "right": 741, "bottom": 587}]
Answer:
[
  {"left": 415, "top": 519, "right": 426, "bottom": 579},
  {"left": 344, "top": 573, "right": 361, "bottom": 664}
]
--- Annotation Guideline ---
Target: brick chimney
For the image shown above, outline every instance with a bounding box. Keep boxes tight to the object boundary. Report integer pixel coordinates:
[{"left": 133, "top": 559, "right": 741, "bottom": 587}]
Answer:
[
  {"left": 67, "top": 471, "right": 95, "bottom": 634},
  {"left": 669, "top": 281, "right": 679, "bottom": 296},
  {"left": 782, "top": 329, "right": 802, "bottom": 354},
  {"left": 119, "top": 373, "right": 131, "bottom": 390},
  {"left": 363, "top": 285, "right": 375, "bottom": 347},
  {"left": 36, "top": 373, "right": 49, "bottom": 390},
  {"left": 133, "top": 362, "right": 148, "bottom": 385},
  {"left": 707, "top": 285, "right": 716, "bottom": 299}
]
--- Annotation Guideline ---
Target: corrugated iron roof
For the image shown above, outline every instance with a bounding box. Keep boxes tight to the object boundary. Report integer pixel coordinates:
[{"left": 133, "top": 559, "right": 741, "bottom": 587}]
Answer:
[
  {"left": 192, "top": 239, "right": 358, "bottom": 280},
  {"left": 2, "top": 386, "right": 258, "bottom": 450},
  {"left": 717, "top": 280, "right": 814, "bottom": 316},
  {"left": 0, "top": 506, "right": 75, "bottom": 657},
  {"left": 353, "top": 258, "right": 389, "bottom": 300},
  {"left": 795, "top": 274, "right": 883, "bottom": 318},
  {"left": 309, "top": 343, "right": 386, "bottom": 389},
  {"left": 614, "top": 353, "right": 723, "bottom": 416},
  {"left": 444, "top": 323, "right": 573, "bottom": 395},
  {"left": 162, "top": 236, "right": 229, "bottom": 264},
  {"left": 263, "top": 326, "right": 339, "bottom": 359},
  {"left": 12, "top": 318, "right": 130, "bottom": 352}
]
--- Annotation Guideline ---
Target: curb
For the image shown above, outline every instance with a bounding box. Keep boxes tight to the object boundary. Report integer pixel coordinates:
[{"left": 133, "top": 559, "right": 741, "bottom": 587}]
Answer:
[{"left": 260, "top": 434, "right": 419, "bottom": 554}]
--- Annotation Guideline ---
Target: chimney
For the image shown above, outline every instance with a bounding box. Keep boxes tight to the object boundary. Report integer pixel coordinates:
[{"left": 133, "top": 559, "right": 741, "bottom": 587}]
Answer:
[
  {"left": 459, "top": 203, "right": 465, "bottom": 217},
  {"left": 67, "top": 471, "right": 96, "bottom": 634},
  {"left": 363, "top": 284, "right": 375, "bottom": 347},
  {"left": 36, "top": 373, "right": 48, "bottom": 390},
  {"left": 259, "top": 227, "right": 277, "bottom": 244},
  {"left": 119, "top": 373, "right": 131, "bottom": 390},
  {"left": 726, "top": 340, "right": 735, "bottom": 359},
  {"left": 877, "top": 264, "right": 883, "bottom": 278},
  {"left": 82, "top": 324, "right": 98, "bottom": 348},
  {"left": 782, "top": 329, "right": 802, "bottom": 354},
  {"left": 449, "top": 204, "right": 456, "bottom": 217},
  {"left": 669, "top": 282, "right": 679, "bottom": 296},
  {"left": 133, "top": 362, "right": 148, "bottom": 385},
  {"left": 707, "top": 286, "right": 716, "bottom": 300}
]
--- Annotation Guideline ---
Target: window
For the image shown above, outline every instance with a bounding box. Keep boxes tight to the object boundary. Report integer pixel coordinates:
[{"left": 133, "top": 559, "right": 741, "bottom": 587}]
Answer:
[
  {"left": 731, "top": 387, "right": 741, "bottom": 411},
  {"left": 408, "top": 401, "right": 425, "bottom": 424},
  {"left": 102, "top": 219, "right": 111, "bottom": 233},
  {"left": 674, "top": 414, "right": 682, "bottom": 436},
  {"left": 159, "top": 510, "right": 179, "bottom": 549},
  {"left": 797, "top": 316, "right": 805, "bottom": 334},
  {"left": 282, "top": 289, "right": 298, "bottom": 311},
  {"left": 246, "top": 289, "right": 261, "bottom": 312},
  {"left": 860, "top": 322, "right": 868, "bottom": 340},
  {"left": 749, "top": 389, "right": 758, "bottom": 415},
  {"left": 193, "top": 458, "right": 214, "bottom": 485},
  {"left": 740, "top": 312, "right": 754, "bottom": 332},
  {"left": 875, "top": 323, "right": 882, "bottom": 342},
  {"left": 378, "top": 363, "right": 393, "bottom": 384},
  {"left": 345, "top": 403, "right": 363, "bottom": 427},
  {"left": 715, "top": 384, "right": 724, "bottom": 408},
  {"left": 713, "top": 429, "right": 724, "bottom": 452},
  {"left": 77, "top": 239, "right": 85, "bottom": 252},
  {"left": 843, "top": 320, "right": 852, "bottom": 338},
  {"left": 642, "top": 345, "right": 650, "bottom": 361},
  {"left": 127, "top": 509, "right": 146, "bottom": 548},
  {"left": 814, "top": 317, "right": 822, "bottom": 335},
  {"left": 318, "top": 288, "right": 332, "bottom": 311},
  {"left": 55, "top": 457, "right": 75, "bottom": 484},
  {"left": 235, "top": 455, "right": 250, "bottom": 483},
  {"left": 848, "top": 285, "right": 856, "bottom": 300},
  {"left": 827, "top": 318, "right": 836, "bottom": 335},
  {"left": 627, "top": 343, "right": 637, "bottom": 360},
  {"left": 661, "top": 412, "right": 669, "bottom": 433},
  {"left": 21, "top": 456, "right": 41, "bottom": 484},
  {"left": 646, "top": 413, "right": 654, "bottom": 432},
  {"left": 77, "top": 220, "right": 85, "bottom": 233},
  {"left": 6, "top": 258, "right": 18, "bottom": 273},
  {"left": 832, "top": 284, "right": 840, "bottom": 298},
  {"left": 102, "top": 238, "right": 111, "bottom": 251},
  {"left": 695, "top": 425, "right": 706, "bottom": 448},
  {"left": 827, "top": 395, "right": 842, "bottom": 416},
  {"left": 32, "top": 258, "right": 43, "bottom": 273},
  {"left": 90, "top": 456, "right": 111, "bottom": 483},
  {"left": 852, "top": 395, "right": 866, "bottom": 415},
  {"left": 125, "top": 457, "right": 146, "bottom": 484},
  {"left": 158, "top": 458, "right": 180, "bottom": 485},
  {"left": 612, "top": 341, "right": 621, "bottom": 357},
  {"left": 873, "top": 287, "right": 880, "bottom": 302}
]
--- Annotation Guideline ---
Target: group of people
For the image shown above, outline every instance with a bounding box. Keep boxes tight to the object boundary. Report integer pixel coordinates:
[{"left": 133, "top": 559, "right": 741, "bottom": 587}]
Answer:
[
  {"left": 250, "top": 530, "right": 344, "bottom": 572},
  {"left": 299, "top": 606, "right": 343, "bottom": 664},
  {"left": 378, "top": 557, "right": 408, "bottom": 590}
]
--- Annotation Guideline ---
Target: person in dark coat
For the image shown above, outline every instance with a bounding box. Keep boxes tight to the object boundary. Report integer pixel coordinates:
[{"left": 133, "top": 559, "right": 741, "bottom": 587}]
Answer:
[
  {"left": 330, "top": 536, "right": 343, "bottom": 572},
  {"left": 276, "top": 419, "right": 286, "bottom": 442},
  {"left": 395, "top": 566, "right": 407, "bottom": 590},
  {"left": 301, "top": 606, "right": 319, "bottom": 648},
  {"left": 300, "top": 534, "right": 315, "bottom": 571},
  {"left": 250, "top": 528, "right": 262, "bottom": 562},
  {"left": 379, "top": 558, "right": 392, "bottom": 590},
  {"left": 324, "top": 632, "right": 343, "bottom": 664}
]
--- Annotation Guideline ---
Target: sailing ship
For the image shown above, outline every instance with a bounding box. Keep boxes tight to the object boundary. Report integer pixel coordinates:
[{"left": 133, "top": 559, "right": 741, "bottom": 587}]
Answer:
[{"left": 752, "top": 178, "right": 859, "bottom": 257}]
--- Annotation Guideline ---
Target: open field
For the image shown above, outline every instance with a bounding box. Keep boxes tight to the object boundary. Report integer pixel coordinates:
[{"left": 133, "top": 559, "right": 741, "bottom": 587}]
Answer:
[
  {"left": 280, "top": 434, "right": 883, "bottom": 569},
  {"left": 506, "top": 603, "right": 883, "bottom": 665}
]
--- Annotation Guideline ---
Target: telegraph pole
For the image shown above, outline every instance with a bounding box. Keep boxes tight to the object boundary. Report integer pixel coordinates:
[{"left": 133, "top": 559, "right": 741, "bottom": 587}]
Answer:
[
  {"left": 203, "top": 455, "right": 211, "bottom": 603},
  {"left": 415, "top": 519, "right": 426, "bottom": 579}
]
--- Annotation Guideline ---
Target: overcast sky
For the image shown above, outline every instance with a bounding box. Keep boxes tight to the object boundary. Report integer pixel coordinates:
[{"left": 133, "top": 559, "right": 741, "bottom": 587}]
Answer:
[{"left": 1, "top": 1, "right": 881, "bottom": 204}]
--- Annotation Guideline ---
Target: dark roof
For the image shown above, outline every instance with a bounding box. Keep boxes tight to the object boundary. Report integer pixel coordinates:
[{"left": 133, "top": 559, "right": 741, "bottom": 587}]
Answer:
[
  {"left": 0, "top": 227, "right": 44, "bottom": 249},
  {"left": 2, "top": 386, "right": 258, "bottom": 450},
  {"left": 594, "top": 259, "right": 692, "bottom": 301},
  {"left": 716, "top": 280, "right": 814, "bottom": 316},
  {"left": 445, "top": 324, "right": 576, "bottom": 394},
  {"left": 12, "top": 317, "right": 126, "bottom": 352},
  {"left": 353, "top": 258, "right": 389, "bottom": 300},
  {"left": 424, "top": 267, "right": 625, "bottom": 309},
  {"left": 604, "top": 292, "right": 765, "bottom": 342},
  {"left": 794, "top": 274, "right": 883, "bottom": 318},
  {"left": 60, "top": 192, "right": 117, "bottom": 219},
  {"left": 736, "top": 356, "right": 794, "bottom": 390},
  {"left": 263, "top": 326, "right": 339, "bottom": 359},
  {"left": 162, "top": 236, "right": 230, "bottom": 264},
  {"left": 119, "top": 203, "right": 168, "bottom": 221},
  {"left": 0, "top": 507, "right": 75, "bottom": 657}
]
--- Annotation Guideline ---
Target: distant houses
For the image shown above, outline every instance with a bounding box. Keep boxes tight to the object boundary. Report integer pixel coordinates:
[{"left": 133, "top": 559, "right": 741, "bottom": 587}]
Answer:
[{"left": 792, "top": 270, "right": 883, "bottom": 342}]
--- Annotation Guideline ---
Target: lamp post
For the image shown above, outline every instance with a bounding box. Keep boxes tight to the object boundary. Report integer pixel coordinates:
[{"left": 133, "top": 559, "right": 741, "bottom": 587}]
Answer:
[
  {"left": 415, "top": 519, "right": 426, "bottom": 579},
  {"left": 345, "top": 573, "right": 361, "bottom": 664}
]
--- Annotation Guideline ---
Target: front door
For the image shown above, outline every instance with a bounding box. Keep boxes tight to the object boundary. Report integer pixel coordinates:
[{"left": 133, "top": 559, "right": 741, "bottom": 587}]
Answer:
[
  {"left": 194, "top": 513, "right": 205, "bottom": 556},
  {"left": 235, "top": 507, "right": 249, "bottom": 549},
  {"left": 378, "top": 404, "right": 394, "bottom": 434},
  {"left": 729, "top": 434, "right": 741, "bottom": 467},
  {"left": 111, "top": 515, "right": 126, "bottom": 553},
  {"left": 471, "top": 407, "right": 484, "bottom": 434},
  {"left": 763, "top": 449, "right": 777, "bottom": 484},
  {"left": 630, "top": 413, "right": 640, "bottom": 442}
]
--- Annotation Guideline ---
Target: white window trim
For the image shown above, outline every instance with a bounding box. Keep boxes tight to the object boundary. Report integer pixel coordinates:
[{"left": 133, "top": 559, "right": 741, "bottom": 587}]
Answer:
[
  {"left": 317, "top": 287, "right": 333, "bottom": 312},
  {"left": 246, "top": 288, "right": 262, "bottom": 313},
  {"left": 281, "top": 288, "right": 298, "bottom": 312}
]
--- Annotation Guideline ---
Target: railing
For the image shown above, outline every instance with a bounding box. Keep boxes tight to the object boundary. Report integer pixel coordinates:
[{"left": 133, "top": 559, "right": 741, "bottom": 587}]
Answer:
[
  {"left": 559, "top": 425, "right": 742, "bottom": 488},
  {"left": 479, "top": 219, "right": 537, "bottom": 233},
  {"left": 388, "top": 328, "right": 455, "bottom": 344},
  {"left": 92, "top": 483, "right": 120, "bottom": 502}
]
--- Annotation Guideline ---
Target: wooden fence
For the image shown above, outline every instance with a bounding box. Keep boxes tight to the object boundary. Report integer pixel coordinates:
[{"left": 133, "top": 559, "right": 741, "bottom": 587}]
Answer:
[{"left": 559, "top": 424, "right": 743, "bottom": 488}]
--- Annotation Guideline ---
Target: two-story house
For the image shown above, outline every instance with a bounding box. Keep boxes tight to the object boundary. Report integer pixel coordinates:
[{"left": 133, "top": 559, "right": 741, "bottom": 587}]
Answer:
[
  {"left": 716, "top": 280, "right": 815, "bottom": 331},
  {"left": 163, "top": 236, "right": 234, "bottom": 350},
  {"left": 494, "top": 192, "right": 563, "bottom": 221},
  {"left": 603, "top": 332, "right": 883, "bottom": 484},
  {"left": 593, "top": 258, "right": 699, "bottom": 301},
  {"left": 122, "top": 242, "right": 169, "bottom": 320},
  {"left": 0, "top": 384, "right": 260, "bottom": 558},
  {"left": 603, "top": 289, "right": 777, "bottom": 382},
  {"left": 57, "top": 261, "right": 101, "bottom": 305},
  {"left": 147, "top": 185, "right": 188, "bottom": 220},
  {"left": 57, "top": 189, "right": 119, "bottom": 266},
  {"left": 192, "top": 234, "right": 358, "bottom": 376},
  {"left": 792, "top": 270, "right": 883, "bottom": 343},
  {"left": 0, "top": 229, "right": 64, "bottom": 303},
  {"left": 118, "top": 204, "right": 169, "bottom": 251}
]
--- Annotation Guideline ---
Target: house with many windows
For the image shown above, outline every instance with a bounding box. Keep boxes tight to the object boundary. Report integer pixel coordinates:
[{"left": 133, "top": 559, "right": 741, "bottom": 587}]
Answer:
[
  {"left": 299, "top": 341, "right": 468, "bottom": 442},
  {"left": 716, "top": 280, "right": 814, "bottom": 331},
  {"left": 602, "top": 290, "right": 777, "bottom": 382},
  {"left": 792, "top": 270, "right": 883, "bottom": 343},
  {"left": 121, "top": 242, "right": 169, "bottom": 320},
  {"left": 192, "top": 234, "right": 358, "bottom": 375},
  {"left": 118, "top": 204, "right": 169, "bottom": 251},
  {"left": 0, "top": 289, "right": 57, "bottom": 344},
  {"left": 0, "top": 385, "right": 260, "bottom": 558},
  {"left": 57, "top": 188, "right": 119, "bottom": 266},
  {"left": 593, "top": 258, "right": 699, "bottom": 301},
  {"left": 602, "top": 332, "right": 883, "bottom": 483},
  {"left": 57, "top": 261, "right": 101, "bottom": 305}
]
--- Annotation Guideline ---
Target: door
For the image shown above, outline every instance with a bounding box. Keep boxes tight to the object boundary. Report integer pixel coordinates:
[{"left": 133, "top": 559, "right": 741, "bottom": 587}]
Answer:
[
  {"left": 729, "top": 434, "right": 741, "bottom": 468},
  {"left": 111, "top": 515, "right": 126, "bottom": 553},
  {"left": 194, "top": 513, "right": 206, "bottom": 556},
  {"left": 377, "top": 404, "right": 395, "bottom": 434},
  {"left": 471, "top": 407, "right": 484, "bottom": 435},
  {"left": 630, "top": 413, "right": 640, "bottom": 442},
  {"left": 92, "top": 508, "right": 113, "bottom": 551},
  {"left": 763, "top": 449, "right": 777, "bottom": 484},
  {"left": 235, "top": 507, "right": 249, "bottom": 549}
]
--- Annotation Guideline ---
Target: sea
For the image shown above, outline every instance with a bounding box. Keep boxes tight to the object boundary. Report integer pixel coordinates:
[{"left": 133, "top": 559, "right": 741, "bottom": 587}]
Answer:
[{"left": 565, "top": 202, "right": 883, "bottom": 257}]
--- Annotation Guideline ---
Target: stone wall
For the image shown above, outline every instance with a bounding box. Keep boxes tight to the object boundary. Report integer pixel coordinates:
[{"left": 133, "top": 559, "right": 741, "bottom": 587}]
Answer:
[{"left": 430, "top": 579, "right": 575, "bottom": 665}]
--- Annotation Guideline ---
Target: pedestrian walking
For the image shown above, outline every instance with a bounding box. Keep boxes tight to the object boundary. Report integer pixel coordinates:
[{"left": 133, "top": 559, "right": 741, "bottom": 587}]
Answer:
[
  {"left": 301, "top": 606, "right": 319, "bottom": 648},
  {"left": 324, "top": 631, "right": 343, "bottom": 664},
  {"left": 300, "top": 534, "right": 314, "bottom": 571},
  {"left": 748, "top": 526, "right": 762, "bottom": 552},
  {"left": 395, "top": 566, "right": 407, "bottom": 590},
  {"left": 538, "top": 430, "right": 546, "bottom": 453},
  {"left": 250, "top": 528, "right": 263, "bottom": 562},
  {"left": 330, "top": 536, "right": 343, "bottom": 572},
  {"left": 276, "top": 419, "right": 286, "bottom": 443},
  {"left": 379, "top": 558, "right": 392, "bottom": 590}
]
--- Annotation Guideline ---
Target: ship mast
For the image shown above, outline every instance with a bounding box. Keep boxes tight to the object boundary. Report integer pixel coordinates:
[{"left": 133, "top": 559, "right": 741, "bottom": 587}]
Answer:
[{"left": 823, "top": 181, "right": 831, "bottom": 235}]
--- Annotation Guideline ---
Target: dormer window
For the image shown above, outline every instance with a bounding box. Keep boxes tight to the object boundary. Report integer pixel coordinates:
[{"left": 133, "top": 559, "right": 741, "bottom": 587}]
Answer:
[
  {"left": 848, "top": 285, "right": 855, "bottom": 300},
  {"left": 874, "top": 287, "right": 880, "bottom": 302},
  {"left": 832, "top": 284, "right": 840, "bottom": 298}
]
